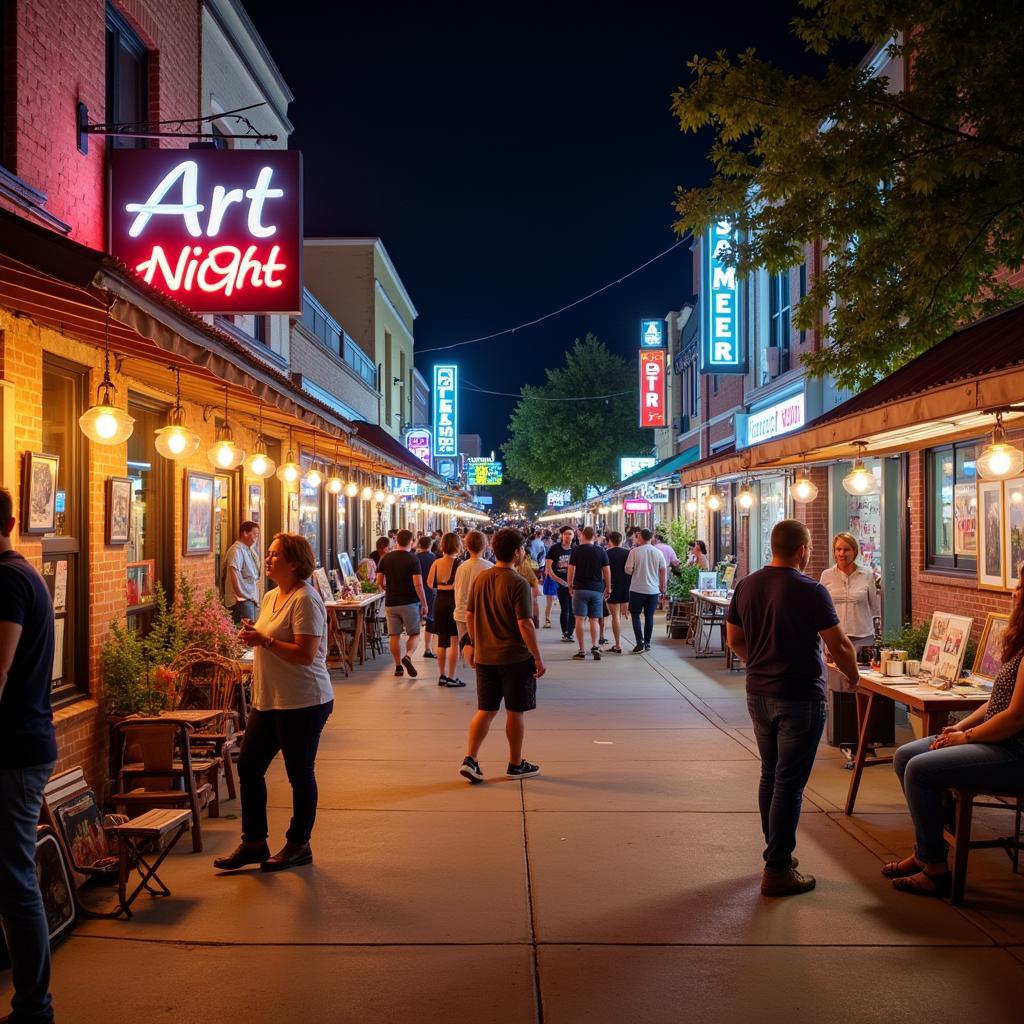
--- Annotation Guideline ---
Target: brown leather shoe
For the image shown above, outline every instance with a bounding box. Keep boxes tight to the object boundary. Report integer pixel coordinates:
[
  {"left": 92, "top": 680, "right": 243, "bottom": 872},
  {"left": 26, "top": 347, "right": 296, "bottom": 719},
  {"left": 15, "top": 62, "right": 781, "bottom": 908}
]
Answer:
[
  {"left": 761, "top": 866, "right": 816, "bottom": 897},
  {"left": 214, "top": 841, "right": 270, "bottom": 871},
  {"left": 261, "top": 841, "right": 313, "bottom": 872}
]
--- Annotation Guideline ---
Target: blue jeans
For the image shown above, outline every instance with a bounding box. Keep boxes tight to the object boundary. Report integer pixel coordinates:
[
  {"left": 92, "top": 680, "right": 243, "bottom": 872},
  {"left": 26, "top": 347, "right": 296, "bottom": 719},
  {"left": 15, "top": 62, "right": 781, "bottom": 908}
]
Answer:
[
  {"left": 556, "top": 585, "right": 575, "bottom": 637},
  {"left": 238, "top": 702, "right": 334, "bottom": 846},
  {"left": 231, "top": 599, "right": 257, "bottom": 625},
  {"left": 0, "top": 761, "right": 56, "bottom": 1023},
  {"left": 571, "top": 589, "right": 603, "bottom": 619},
  {"left": 747, "top": 696, "right": 825, "bottom": 872},
  {"left": 629, "top": 592, "right": 659, "bottom": 645},
  {"left": 894, "top": 736, "right": 1024, "bottom": 863}
]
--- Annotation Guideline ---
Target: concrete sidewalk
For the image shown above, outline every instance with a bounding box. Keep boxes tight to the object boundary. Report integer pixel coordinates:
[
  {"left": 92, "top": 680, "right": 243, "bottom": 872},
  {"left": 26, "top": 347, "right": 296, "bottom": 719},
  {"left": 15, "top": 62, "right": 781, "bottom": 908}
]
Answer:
[{"left": 7, "top": 621, "right": 1024, "bottom": 1023}]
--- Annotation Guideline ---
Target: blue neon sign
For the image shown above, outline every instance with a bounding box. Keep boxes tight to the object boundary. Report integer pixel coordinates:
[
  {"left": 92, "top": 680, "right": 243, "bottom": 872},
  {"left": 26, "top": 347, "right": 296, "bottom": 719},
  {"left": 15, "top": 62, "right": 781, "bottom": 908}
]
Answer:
[
  {"left": 432, "top": 365, "right": 458, "bottom": 458},
  {"left": 701, "top": 220, "right": 744, "bottom": 374},
  {"left": 640, "top": 319, "right": 665, "bottom": 349}
]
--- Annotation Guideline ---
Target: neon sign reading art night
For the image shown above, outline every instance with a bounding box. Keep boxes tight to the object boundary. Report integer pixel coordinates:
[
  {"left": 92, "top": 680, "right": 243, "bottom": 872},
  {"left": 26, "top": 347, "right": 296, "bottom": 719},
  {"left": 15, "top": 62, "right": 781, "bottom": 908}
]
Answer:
[{"left": 110, "top": 150, "right": 303, "bottom": 314}]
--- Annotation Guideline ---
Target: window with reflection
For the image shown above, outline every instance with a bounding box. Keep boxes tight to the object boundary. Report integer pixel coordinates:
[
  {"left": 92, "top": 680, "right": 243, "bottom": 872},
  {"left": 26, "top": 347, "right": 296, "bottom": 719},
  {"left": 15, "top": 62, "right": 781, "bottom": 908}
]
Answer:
[
  {"left": 927, "top": 441, "right": 977, "bottom": 573},
  {"left": 299, "top": 464, "right": 322, "bottom": 563}
]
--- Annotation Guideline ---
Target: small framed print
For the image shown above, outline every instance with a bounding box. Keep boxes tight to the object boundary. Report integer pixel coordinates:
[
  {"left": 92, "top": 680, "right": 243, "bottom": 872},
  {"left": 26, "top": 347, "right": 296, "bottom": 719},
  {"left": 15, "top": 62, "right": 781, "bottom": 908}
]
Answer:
[
  {"left": 977, "top": 480, "right": 1005, "bottom": 590},
  {"left": 248, "top": 483, "right": 262, "bottom": 524},
  {"left": 1003, "top": 476, "right": 1024, "bottom": 587},
  {"left": 105, "top": 476, "right": 132, "bottom": 545},
  {"left": 183, "top": 470, "right": 215, "bottom": 555},
  {"left": 21, "top": 452, "right": 60, "bottom": 534}
]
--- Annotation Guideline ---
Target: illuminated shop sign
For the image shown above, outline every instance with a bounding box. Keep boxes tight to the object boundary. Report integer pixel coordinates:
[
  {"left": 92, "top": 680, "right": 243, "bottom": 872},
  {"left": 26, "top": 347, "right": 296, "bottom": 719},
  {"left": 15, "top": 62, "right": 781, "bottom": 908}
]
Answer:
[
  {"left": 388, "top": 476, "right": 419, "bottom": 497},
  {"left": 701, "top": 219, "right": 744, "bottom": 374},
  {"left": 109, "top": 149, "right": 303, "bottom": 314},
  {"left": 739, "top": 393, "right": 806, "bottom": 448},
  {"left": 639, "top": 350, "right": 666, "bottom": 428},
  {"left": 405, "top": 428, "right": 433, "bottom": 467},
  {"left": 436, "top": 457, "right": 459, "bottom": 480},
  {"left": 432, "top": 365, "right": 458, "bottom": 458},
  {"left": 640, "top": 319, "right": 665, "bottom": 349},
  {"left": 620, "top": 457, "right": 656, "bottom": 480},
  {"left": 547, "top": 489, "right": 571, "bottom": 508},
  {"left": 466, "top": 458, "right": 503, "bottom": 485},
  {"left": 623, "top": 498, "right": 653, "bottom": 513}
]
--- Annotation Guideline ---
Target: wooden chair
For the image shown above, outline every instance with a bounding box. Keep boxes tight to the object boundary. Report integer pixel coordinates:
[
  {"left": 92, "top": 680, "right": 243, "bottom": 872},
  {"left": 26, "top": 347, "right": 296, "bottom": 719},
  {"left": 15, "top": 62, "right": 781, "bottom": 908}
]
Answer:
[
  {"left": 42, "top": 766, "right": 190, "bottom": 918},
  {"left": 943, "top": 786, "right": 1024, "bottom": 905},
  {"left": 665, "top": 600, "right": 692, "bottom": 639},
  {"left": 109, "top": 719, "right": 217, "bottom": 852}
]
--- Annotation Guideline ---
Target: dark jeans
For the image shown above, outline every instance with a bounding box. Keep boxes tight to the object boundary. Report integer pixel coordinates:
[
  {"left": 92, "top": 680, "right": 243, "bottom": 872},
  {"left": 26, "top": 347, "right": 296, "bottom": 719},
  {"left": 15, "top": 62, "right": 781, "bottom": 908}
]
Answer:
[
  {"left": 747, "top": 695, "right": 825, "bottom": 873},
  {"left": 894, "top": 736, "right": 1024, "bottom": 863},
  {"left": 628, "top": 591, "right": 659, "bottom": 645},
  {"left": 238, "top": 702, "right": 333, "bottom": 846},
  {"left": 556, "top": 585, "right": 575, "bottom": 637},
  {"left": 0, "top": 761, "right": 56, "bottom": 1023},
  {"left": 231, "top": 599, "right": 257, "bottom": 625}
]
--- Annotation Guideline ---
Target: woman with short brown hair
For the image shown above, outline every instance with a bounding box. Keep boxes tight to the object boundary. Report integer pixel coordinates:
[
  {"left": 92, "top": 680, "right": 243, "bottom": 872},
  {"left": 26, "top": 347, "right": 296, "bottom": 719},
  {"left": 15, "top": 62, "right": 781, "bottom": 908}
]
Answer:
[{"left": 214, "top": 532, "right": 334, "bottom": 874}]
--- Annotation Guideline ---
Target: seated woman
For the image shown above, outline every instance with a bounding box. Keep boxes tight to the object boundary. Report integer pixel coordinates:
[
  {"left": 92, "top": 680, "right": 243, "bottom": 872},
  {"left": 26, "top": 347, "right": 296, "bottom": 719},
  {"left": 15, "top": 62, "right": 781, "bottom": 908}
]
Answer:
[{"left": 886, "top": 568, "right": 1024, "bottom": 896}]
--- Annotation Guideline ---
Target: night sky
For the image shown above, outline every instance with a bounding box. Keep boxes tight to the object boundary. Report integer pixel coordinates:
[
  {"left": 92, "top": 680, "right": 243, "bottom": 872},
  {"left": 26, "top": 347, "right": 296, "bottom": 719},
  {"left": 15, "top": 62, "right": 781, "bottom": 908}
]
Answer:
[{"left": 242, "top": 1, "right": 839, "bottom": 455}]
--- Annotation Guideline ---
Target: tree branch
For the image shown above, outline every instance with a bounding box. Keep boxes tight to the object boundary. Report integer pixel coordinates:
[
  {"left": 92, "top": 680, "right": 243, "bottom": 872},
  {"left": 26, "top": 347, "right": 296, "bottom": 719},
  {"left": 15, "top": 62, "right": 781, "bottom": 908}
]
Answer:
[{"left": 871, "top": 96, "right": 1024, "bottom": 159}]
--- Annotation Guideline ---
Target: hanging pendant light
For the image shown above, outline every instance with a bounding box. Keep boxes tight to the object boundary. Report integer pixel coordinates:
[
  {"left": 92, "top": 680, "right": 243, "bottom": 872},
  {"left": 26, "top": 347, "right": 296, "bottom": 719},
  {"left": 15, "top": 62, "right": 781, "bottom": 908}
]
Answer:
[
  {"left": 977, "top": 411, "right": 1024, "bottom": 480},
  {"left": 326, "top": 439, "right": 344, "bottom": 494},
  {"left": 207, "top": 385, "right": 245, "bottom": 470},
  {"left": 154, "top": 365, "right": 200, "bottom": 460},
  {"left": 706, "top": 483, "right": 723, "bottom": 512},
  {"left": 737, "top": 480, "right": 755, "bottom": 511},
  {"left": 344, "top": 478, "right": 360, "bottom": 498},
  {"left": 303, "top": 434, "right": 323, "bottom": 488},
  {"left": 385, "top": 493, "right": 397, "bottom": 506},
  {"left": 276, "top": 427, "right": 301, "bottom": 485},
  {"left": 361, "top": 485, "right": 373, "bottom": 501},
  {"left": 685, "top": 496, "right": 698, "bottom": 515},
  {"left": 79, "top": 303, "right": 135, "bottom": 445},
  {"left": 244, "top": 401, "right": 277, "bottom": 479},
  {"left": 373, "top": 487, "right": 386, "bottom": 504},
  {"left": 842, "top": 443, "right": 880, "bottom": 496},
  {"left": 792, "top": 459, "right": 818, "bottom": 503}
]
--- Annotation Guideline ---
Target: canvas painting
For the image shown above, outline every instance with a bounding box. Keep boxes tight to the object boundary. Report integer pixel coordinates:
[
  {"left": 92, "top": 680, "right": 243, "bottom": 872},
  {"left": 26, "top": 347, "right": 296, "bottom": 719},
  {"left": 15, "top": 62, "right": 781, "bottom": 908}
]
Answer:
[
  {"left": 105, "top": 476, "right": 132, "bottom": 545},
  {"left": 184, "top": 471, "right": 215, "bottom": 555},
  {"left": 1003, "top": 477, "right": 1024, "bottom": 586},
  {"left": 978, "top": 480, "right": 1004, "bottom": 589},
  {"left": 22, "top": 452, "right": 59, "bottom": 534},
  {"left": 973, "top": 613, "right": 1010, "bottom": 680},
  {"left": 923, "top": 612, "right": 973, "bottom": 682}
]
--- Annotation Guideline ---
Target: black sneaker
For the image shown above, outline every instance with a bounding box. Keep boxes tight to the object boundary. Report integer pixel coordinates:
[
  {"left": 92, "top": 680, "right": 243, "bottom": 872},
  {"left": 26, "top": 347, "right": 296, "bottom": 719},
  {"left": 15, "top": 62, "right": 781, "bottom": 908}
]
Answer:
[
  {"left": 600, "top": 637, "right": 610, "bottom": 646},
  {"left": 573, "top": 650, "right": 586, "bottom": 660},
  {"left": 632, "top": 643, "right": 645, "bottom": 654},
  {"left": 394, "top": 664, "right": 404, "bottom": 676},
  {"left": 460, "top": 756, "right": 484, "bottom": 783},
  {"left": 423, "top": 650, "right": 437, "bottom": 659},
  {"left": 402, "top": 656, "right": 418, "bottom": 678},
  {"left": 507, "top": 759, "right": 541, "bottom": 779},
  {"left": 445, "top": 676, "right": 466, "bottom": 688},
  {"left": 560, "top": 635, "right": 574, "bottom": 643},
  {"left": 593, "top": 649, "right": 601, "bottom": 661},
  {"left": 644, "top": 643, "right": 652, "bottom": 652}
]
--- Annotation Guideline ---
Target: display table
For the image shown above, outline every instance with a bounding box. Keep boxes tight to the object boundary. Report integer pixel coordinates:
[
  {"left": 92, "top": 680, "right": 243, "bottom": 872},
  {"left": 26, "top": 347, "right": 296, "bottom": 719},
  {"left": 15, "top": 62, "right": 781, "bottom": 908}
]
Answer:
[
  {"left": 325, "top": 592, "right": 386, "bottom": 674},
  {"left": 843, "top": 670, "right": 989, "bottom": 816},
  {"left": 689, "top": 589, "right": 731, "bottom": 658}
]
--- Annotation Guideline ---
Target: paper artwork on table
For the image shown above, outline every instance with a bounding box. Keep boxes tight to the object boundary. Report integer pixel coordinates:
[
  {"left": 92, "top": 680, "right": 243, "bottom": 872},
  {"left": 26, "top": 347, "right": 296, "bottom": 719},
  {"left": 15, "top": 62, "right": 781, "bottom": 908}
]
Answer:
[
  {"left": 922, "top": 612, "right": 973, "bottom": 682},
  {"left": 313, "top": 567, "right": 334, "bottom": 602},
  {"left": 698, "top": 571, "right": 718, "bottom": 591}
]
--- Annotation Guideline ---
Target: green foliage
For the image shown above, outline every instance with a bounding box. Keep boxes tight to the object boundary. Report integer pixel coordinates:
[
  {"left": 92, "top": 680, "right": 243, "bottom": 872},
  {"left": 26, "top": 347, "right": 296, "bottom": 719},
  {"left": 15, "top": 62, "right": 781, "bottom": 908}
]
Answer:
[
  {"left": 100, "top": 621, "right": 167, "bottom": 716},
  {"left": 671, "top": 0, "right": 1024, "bottom": 390},
  {"left": 668, "top": 562, "right": 700, "bottom": 602},
  {"left": 502, "top": 335, "right": 650, "bottom": 499},
  {"left": 660, "top": 518, "right": 698, "bottom": 600}
]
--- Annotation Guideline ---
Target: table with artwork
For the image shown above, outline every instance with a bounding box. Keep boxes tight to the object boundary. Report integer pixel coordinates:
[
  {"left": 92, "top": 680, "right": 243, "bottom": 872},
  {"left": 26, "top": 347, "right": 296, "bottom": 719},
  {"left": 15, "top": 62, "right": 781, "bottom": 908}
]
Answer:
[{"left": 324, "top": 591, "right": 386, "bottom": 674}]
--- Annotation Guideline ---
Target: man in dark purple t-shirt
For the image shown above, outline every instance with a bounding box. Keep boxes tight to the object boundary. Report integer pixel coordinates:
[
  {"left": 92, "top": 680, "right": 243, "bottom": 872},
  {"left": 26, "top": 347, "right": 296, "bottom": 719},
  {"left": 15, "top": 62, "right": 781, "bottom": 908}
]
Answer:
[{"left": 726, "top": 519, "right": 858, "bottom": 898}]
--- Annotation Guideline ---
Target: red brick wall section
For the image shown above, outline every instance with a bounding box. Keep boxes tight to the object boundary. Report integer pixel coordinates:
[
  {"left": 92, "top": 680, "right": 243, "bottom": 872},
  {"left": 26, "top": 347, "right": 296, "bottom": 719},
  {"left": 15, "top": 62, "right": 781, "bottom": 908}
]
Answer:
[
  {"left": 795, "top": 466, "right": 831, "bottom": 581},
  {"left": 7, "top": 0, "right": 199, "bottom": 248},
  {"left": 907, "top": 450, "right": 1013, "bottom": 646}
]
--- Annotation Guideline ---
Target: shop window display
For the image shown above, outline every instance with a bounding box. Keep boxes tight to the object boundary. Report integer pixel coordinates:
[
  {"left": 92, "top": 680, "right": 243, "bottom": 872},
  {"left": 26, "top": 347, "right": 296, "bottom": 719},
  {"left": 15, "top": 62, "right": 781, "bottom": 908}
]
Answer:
[
  {"left": 758, "top": 477, "right": 786, "bottom": 565},
  {"left": 847, "top": 462, "right": 882, "bottom": 571},
  {"left": 927, "top": 442, "right": 977, "bottom": 572},
  {"left": 299, "top": 474, "right": 322, "bottom": 563}
]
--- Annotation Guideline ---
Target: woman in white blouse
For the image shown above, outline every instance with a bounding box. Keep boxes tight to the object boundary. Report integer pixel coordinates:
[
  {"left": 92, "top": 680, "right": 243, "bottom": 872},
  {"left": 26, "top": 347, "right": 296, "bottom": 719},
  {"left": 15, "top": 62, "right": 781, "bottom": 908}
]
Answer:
[
  {"left": 213, "top": 532, "right": 334, "bottom": 875},
  {"left": 820, "top": 532, "right": 880, "bottom": 652}
]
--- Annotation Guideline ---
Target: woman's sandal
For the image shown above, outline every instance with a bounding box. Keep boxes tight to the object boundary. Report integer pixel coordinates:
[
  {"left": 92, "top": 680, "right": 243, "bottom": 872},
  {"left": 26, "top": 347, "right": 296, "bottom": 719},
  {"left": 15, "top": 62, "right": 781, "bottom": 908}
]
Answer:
[
  {"left": 881, "top": 856, "right": 922, "bottom": 879},
  {"left": 609, "top": 646, "right": 622, "bottom": 654},
  {"left": 892, "top": 870, "right": 952, "bottom": 898}
]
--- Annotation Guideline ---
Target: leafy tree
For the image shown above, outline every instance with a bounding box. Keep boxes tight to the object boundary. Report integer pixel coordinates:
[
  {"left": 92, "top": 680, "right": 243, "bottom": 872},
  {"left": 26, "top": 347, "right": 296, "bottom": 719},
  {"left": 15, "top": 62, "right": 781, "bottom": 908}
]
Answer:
[
  {"left": 503, "top": 335, "right": 650, "bottom": 499},
  {"left": 671, "top": 0, "right": 1024, "bottom": 390}
]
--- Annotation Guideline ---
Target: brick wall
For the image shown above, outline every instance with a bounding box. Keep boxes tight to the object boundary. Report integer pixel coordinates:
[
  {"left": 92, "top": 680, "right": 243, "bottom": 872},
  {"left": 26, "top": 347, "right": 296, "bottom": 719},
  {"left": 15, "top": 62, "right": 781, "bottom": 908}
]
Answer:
[{"left": 795, "top": 466, "right": 831, "bottom": 581}]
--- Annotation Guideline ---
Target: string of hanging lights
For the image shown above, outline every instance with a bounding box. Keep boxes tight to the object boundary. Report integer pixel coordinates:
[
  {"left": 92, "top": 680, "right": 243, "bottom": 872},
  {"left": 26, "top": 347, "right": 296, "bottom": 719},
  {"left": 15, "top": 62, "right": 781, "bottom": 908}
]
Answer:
[
  {"left": 78, "top": 303, "right": 135, "bottom": 445},
  {"left": 153, "top": 365, "right": 200, "bottom": 460}
]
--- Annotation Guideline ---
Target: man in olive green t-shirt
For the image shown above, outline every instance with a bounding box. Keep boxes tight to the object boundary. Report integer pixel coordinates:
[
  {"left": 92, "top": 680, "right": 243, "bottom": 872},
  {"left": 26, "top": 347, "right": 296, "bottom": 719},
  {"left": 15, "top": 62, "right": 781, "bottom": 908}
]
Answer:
[{"left": 460, "top": 529, "right": 546, "bottom": 784}]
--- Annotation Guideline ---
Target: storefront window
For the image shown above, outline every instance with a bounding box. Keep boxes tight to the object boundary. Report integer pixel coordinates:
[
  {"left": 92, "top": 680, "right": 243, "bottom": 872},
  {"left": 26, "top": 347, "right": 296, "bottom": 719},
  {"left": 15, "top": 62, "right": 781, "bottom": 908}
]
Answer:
[
  {"left": 214, "top": 474, "right": 234, "bottom": 589},
  {"left": 333, "top": 492, "right": 348, "bottom": 572},
  {"left": 759, "top": 477, "right": 786, "bottom": 565},
  {"left": 714, "top": 483, "right": 734, "bottom": 565},
  {"left": 127, "top": 399, "right": 170, "bottom": 619},
  {"left": 299, "top": 471, "right": 322, "bottom": 564},
  {"left": 927, "top": 441, "right": 977, "bottom": 572}
]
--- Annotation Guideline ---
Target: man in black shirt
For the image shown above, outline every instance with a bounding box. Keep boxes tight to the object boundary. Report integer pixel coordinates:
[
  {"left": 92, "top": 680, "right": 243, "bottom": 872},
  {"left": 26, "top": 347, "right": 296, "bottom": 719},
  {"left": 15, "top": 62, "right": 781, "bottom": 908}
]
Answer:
[
  {"left": 726, "top": 519, "right": 858, "bottom": 898},
  {"left": 605, "top": 531, "right": 630, "bottom": 653},
  {"left": 376, "top": 529, "right": 427, "bottom": 678},
  {"left": 567, "top": 526, "right": 610, "bottom": 660},
  {"left": 0, "top": 486, "right": 57, "bottom": 1024},
  {"left": 416, "top": 536, "right": 437, "bottom": 659},
  {"left": 544, "top": 525, "right": 576, "bottom": 642}
]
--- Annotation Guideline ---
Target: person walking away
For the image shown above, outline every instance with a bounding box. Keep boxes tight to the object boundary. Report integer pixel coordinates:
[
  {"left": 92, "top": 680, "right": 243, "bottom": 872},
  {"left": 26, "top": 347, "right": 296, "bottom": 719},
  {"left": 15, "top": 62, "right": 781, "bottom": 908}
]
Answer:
[
  {"left": 416, "top": 536, "right": 438, "bottom": 660},
  {"left": 881, "top": 565, "right": 1024, "bottom": 897},
  {"left": 605, "top": 531, "right": 630, "bottom": 653},
  {"left": 528, "top": 528, "right": 547, "bottom": 567},
  {"left": 369, "top": 536, "right": 391, "bottom": 567},
  {"left": 427, "top": 532, "right": 465, "bottom": 687},
  {"left": 459, "top": 529, "right": 546, "bottom": 783},
  {"left": 517, "top": 538, "right": 542, "bottom": 629},
  {"left": 624, "top": 529, "right": 667, "bottom": 653},
  {"left": 545, "top": 526, "right": 576, "bottom": 643},
  {"left": 215, "top": 533, "right": 334, "bottom": 873},
  {"left": 376, "top": 529, "right": 427, "bottom": 678},
  {"left": 725, "top": 519, "right": 858, "bottom": 897},
  {"left": 453, "top": 530, "right": 493, "bottom": 657},
  {"left": 0, "top": 487, "right": 57, "bottom": 1024},
  {"left": 567, "top": 526, "right": 610, "bottom": 661},
  {"left": 481, "top": 526, "right": 497, "bottom": 564},
  {"left": 224, "top": 520, "right": 261, "bottom": 625}
]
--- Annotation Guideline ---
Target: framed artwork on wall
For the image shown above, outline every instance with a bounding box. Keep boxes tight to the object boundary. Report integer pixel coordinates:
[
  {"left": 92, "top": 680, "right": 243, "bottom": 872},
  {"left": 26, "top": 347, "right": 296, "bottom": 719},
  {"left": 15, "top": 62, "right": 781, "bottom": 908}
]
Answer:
[
  {"left": 183, "top": 470, "right": 215, "bottom": 555},
  {"left": 1003, "top": 476, "right": 1024, "bottom": 587},
  {"left": 21, "top": 451, "right": 60, "bottom": 534},
  {"left": 977, "top": 480, "right": 1005, "bottom": 590},
  {"left": 105, "top": 476, "right": 132, "bottom": 545},
  {"left": 972, "top": 612, "right": 1011, "bottom": 681}
]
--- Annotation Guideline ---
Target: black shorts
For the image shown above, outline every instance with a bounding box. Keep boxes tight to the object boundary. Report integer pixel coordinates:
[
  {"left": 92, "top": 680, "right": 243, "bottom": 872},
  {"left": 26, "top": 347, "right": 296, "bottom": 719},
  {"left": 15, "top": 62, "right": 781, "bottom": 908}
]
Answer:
[{"left": 475, "top": 657, "right": 537, "bottom": 713}]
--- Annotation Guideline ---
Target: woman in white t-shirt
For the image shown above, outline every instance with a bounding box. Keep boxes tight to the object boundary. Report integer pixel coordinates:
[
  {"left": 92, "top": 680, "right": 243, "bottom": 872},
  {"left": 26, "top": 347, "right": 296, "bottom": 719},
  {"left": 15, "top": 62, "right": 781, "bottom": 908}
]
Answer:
[{"left": 213, "top": 532, "right": 334, "bottom": 875}]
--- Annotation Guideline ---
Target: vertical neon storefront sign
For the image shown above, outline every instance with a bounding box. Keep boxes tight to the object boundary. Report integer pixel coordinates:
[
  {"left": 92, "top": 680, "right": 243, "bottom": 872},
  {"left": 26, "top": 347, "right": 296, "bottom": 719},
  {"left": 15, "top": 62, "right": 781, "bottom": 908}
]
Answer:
[
  {"left": 639, "top": 350, "right": 666, "bottom": 428},
  {"left": 701, "top": 219, "right": 744, "bottom": 373},
  {"left": 432, "top": 365, "right": 458, "bottom": 458}
]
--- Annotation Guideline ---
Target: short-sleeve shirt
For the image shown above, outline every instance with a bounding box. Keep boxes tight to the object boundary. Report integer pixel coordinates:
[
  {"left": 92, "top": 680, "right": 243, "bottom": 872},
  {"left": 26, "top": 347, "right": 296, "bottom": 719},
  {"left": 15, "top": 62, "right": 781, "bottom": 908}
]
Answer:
[
  {"left": 466, "top": 567, "right": 533, "bottom": 665},
  {"left": 653, "top": 542, "right": 679, "bottom": 568},
  {"left": 454, "top": 557, "right": 493, "bottom": 622},
  {"left": 252, "top": 583, "right": 333, "bottom": 710},
  {"left": 377, "top": 550, "right": 422, "bottom": 607},
  {"left": 0, "top": 551, "right": 57, "bottom": 768},
  {"left": 224, "top": 540, "right": 259, "bottom": 605},
  {"left": 607, "top": 546, "right": 630, "bottom": 595},
  {"left": 725, "top": 566, "right": 840, "bottom": 700},
  {"left": 569, "top": 543, "right": 609, "bottom": 592},
  {"left": 416, "top": 550, "right": 437, "bottom": 591},
  {"left": 624, "top": 544, "right": 667, "bottom": 595},
  {"left": 546, "top": 543, "right": 573, "bottom": 582}
]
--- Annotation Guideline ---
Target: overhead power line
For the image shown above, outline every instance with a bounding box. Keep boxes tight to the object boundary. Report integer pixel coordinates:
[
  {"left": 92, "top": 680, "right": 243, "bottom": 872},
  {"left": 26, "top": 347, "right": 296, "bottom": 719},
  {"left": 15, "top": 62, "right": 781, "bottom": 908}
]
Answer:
[
  {"left": 463, "top": 378, "right": 632, "bottom": 402},
  {"left": 416, "top": 238, "right": 689, "bottom": 354}
]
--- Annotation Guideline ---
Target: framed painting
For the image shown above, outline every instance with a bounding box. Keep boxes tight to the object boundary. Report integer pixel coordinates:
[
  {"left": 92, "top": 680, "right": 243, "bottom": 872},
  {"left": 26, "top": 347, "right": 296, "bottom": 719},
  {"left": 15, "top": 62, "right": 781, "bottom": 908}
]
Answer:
[
  {"left": 21, "top": 451, "right": 60, "bottom": 534},
  {"left": 977, "top": 480, "right": 1005, "bottom": 590},
  {"left": 313, "top": 567, "right": 334, "bottom": 602},
  {"left": 1003, "top": 476, "right": 1024, "bottom": 588},
  {"left": 972, "top": 612, "right": 1011, "bottom": 681},
  {"left": 922, "top": 611, "right": 973, "bottom": 683},
  {"left": 105, "top": 476, "right": 132, "bottom": 545},
  {"left": 183, "top": 470, "right": 215, "bottom": 555},
  {"left": 338, "top": 552, "right": 355, "bottom": 580}
]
